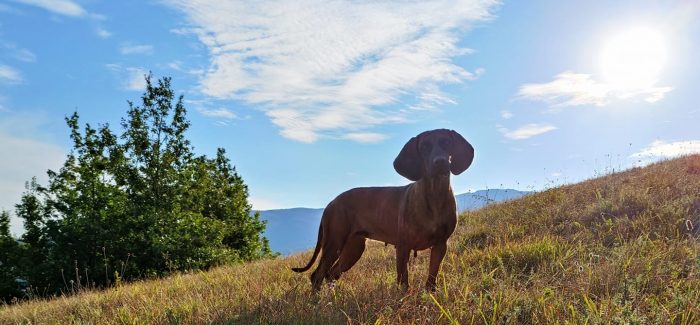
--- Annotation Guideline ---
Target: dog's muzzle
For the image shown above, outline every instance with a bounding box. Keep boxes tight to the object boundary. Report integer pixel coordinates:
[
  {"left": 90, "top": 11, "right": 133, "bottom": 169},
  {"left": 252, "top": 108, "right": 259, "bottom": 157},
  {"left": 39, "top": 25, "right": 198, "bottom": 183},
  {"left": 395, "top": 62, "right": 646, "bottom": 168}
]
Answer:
[{"left": 431, "top": 157, "right": 450, "bottom": 175}]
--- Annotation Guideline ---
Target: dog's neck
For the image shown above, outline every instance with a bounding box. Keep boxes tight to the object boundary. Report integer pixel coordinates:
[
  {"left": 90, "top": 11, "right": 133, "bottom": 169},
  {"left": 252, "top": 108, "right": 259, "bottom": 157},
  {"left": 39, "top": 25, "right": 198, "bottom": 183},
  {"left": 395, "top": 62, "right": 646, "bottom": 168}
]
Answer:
[
  {"left": 414, "top": 175, "right": 454, "bottom": 215},
  {"left": 417, "top": 174, "right": 453, "bottom": 199}
]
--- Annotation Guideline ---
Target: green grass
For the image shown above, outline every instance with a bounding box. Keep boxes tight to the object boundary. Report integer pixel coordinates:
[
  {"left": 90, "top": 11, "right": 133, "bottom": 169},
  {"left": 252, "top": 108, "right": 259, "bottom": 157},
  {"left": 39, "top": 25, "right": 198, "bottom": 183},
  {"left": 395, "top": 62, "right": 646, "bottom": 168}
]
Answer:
[{"left": 2, "top": 155, "right": 700, "bottom": 324}]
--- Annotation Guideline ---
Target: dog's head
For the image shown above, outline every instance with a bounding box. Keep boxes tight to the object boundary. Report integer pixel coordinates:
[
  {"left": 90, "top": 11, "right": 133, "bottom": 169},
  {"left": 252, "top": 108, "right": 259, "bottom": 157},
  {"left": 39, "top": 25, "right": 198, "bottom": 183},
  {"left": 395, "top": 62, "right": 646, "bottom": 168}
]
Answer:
[{"left": 393, "top": 129, "right": 474, "bottom": 181}]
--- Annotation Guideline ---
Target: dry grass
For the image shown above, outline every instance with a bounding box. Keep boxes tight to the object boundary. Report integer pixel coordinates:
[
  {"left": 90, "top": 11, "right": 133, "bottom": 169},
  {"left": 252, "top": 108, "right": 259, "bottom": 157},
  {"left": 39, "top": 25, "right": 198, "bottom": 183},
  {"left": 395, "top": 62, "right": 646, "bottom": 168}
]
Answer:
[{"left": 2, "top": 155, "right": 700, "bottom": 324}]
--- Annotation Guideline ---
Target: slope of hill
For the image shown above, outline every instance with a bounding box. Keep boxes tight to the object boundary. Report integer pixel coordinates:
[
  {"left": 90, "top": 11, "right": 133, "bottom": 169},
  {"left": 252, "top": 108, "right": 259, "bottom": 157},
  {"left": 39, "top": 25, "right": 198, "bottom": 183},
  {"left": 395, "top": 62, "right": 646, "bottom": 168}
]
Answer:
[
  {"left": 260, "top": 189, "right": 529, "bottom": 254},
  {"left": 3, "top": 156, "right": 700, "bottom": 323}
]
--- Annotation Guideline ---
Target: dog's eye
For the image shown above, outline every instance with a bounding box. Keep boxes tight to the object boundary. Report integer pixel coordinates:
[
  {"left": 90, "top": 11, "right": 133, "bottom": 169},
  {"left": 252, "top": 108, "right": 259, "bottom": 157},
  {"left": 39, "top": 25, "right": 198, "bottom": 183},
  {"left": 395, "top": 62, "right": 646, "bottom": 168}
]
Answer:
[
  {"left": 439, "top": 138, "right": 450, "bottom": 148},
  {"left": 420, "top": 142, "right": 431, "bottom": 153}
]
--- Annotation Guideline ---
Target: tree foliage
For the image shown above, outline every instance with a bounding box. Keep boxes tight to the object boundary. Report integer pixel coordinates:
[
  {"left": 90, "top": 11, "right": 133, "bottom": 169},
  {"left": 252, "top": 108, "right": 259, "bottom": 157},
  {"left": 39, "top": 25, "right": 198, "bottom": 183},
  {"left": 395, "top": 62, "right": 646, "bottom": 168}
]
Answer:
[
  {"left": 0, "top": 75, "right": 272, "bottom": 302},
  {"left": 0, "top": 211, "right": 22, "bottom": 300}
]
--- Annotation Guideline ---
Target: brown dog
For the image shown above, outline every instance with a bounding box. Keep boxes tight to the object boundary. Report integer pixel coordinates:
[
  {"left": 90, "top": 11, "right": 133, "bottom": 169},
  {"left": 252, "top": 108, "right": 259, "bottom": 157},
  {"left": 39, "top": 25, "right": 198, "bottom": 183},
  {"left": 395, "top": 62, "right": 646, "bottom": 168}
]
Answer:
[{"left": 292, "top": 129, "right": 474, "bottom": 291}]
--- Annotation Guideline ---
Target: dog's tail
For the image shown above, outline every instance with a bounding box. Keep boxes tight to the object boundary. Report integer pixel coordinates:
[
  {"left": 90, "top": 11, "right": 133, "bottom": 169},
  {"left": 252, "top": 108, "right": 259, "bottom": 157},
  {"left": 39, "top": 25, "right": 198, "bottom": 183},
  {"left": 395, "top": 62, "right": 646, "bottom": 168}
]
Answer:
[{"left": 291, "top": 223, "right": 323, "bottom": 273}]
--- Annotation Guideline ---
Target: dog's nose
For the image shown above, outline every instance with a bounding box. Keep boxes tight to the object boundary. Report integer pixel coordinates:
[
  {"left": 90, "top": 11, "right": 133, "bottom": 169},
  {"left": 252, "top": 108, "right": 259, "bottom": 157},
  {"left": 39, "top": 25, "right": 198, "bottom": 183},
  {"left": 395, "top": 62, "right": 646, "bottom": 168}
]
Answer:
[{"left": 433, "top": 157, "right": 448, "bottom": 167}]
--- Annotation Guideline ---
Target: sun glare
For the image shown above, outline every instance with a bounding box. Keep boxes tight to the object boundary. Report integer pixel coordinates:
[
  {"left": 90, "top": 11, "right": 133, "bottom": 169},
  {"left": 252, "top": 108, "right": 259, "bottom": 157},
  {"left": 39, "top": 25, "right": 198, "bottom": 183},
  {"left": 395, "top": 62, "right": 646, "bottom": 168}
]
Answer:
[{"left": 600, "top": 26, "right": 667, "bottom": 89}]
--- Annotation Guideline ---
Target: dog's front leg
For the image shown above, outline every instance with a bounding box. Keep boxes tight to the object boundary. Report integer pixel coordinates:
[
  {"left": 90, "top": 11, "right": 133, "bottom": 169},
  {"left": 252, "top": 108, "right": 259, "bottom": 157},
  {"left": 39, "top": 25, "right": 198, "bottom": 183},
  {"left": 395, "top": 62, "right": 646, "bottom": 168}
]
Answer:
[
  {"left": 395, "top": 242, "right": 410, "bottom": 290},
  {"left": 426, "top": 241, "right": 447, "bottom": 291}
]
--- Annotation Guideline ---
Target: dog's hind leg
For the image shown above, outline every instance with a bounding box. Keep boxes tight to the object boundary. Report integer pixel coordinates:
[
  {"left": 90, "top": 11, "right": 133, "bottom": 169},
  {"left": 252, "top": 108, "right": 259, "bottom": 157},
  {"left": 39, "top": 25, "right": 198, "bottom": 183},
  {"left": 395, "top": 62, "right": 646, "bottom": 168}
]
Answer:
[
  {"left": 328, "top": 234, "right": 366, "bottom": 281},
  {"left": 310, "top": 233, "right": 343, "bottom": 291}
]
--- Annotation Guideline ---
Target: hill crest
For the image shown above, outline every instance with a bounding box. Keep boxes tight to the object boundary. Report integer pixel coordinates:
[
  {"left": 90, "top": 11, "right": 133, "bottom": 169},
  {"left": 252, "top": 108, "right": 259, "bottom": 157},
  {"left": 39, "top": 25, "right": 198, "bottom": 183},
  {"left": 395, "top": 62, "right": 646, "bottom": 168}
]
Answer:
[{"left": 3, "top": 156, "right": 700, "bottom": 323}]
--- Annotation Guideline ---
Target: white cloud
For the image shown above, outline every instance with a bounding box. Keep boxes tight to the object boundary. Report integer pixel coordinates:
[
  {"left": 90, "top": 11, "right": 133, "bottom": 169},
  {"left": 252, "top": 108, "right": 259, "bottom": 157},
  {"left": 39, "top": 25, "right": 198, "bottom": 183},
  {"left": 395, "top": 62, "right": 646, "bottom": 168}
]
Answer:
[
  {"left": 106, "top": 64, "right": 148, "bottom": 91},
  {"left": 0, "top": 65, "right": 23, "bottom": 83},
  {"left": 120, "top": 44, "right": 154, "bottom": 55},
  {"left": 407, "top": 87, "right": 459, "bottom": 111},
  {"left": 88, "top": 13, "right": 106, "bottom": 21},
  {"left": 14, "top": 48, "right": 36, "bottom": 62},
  {"left": 631, "top": 140, "right": 700, "bottom": 163},
  {"left": 164, "top": 0, "right": 498, "bottom": 142},
  {"left": 499, "top": 123, "right": 557, "bottom": 140},
  {"left": 96, "top": 27, "right": 112, "bottom": 39},
  {"left": 2, "top": 43, "right": 37, "bottom": 62},
  {"left": 167, "top": 61, "right": 183, "bottom": 71},
  {"left": 518, "top": 72, "right": 672, "bottom": 107},
  {"left": 500, "top": 110, "right": 513, "bottom": 119},
  {"left": 12, "top": 0, "right": 86, "bottom": 17},
  {"left": 342, "top": 132, "right": 387, "bottom": 143},
  {"left": 197, "top": 107, "right": 237, "bottom": 120},
  {"left": 125, "top": 68, "right": 147, "bottom": 91}
]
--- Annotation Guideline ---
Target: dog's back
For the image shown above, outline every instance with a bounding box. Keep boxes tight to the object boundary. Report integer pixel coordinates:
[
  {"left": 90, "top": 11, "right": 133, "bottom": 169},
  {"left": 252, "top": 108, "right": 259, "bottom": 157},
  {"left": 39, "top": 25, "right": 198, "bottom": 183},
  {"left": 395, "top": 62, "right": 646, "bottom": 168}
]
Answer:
[{"left": 324, "top": 185, "right": 409, "bottom": 245}]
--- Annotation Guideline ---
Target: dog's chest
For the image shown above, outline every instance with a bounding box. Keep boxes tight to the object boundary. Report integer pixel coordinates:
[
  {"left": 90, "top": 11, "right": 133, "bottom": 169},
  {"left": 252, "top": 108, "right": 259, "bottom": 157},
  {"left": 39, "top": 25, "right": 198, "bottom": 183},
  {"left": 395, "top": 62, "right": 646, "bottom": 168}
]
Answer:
[
  {"left": 404, "top": 211, "right": 456, "bottom": 249},
  {"left": 426, "top": 215, "right": 455, "bottom": 235},
  {"left": 400, "top": 182, "right": 458, "bottom": 248}
]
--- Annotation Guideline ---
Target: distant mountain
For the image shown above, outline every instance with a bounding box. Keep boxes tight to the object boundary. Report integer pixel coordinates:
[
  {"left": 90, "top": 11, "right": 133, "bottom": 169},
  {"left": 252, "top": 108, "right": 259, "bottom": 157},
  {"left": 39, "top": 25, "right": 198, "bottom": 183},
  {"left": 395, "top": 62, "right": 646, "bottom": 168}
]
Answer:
[
  {"left": 455, "top": 189, "right": 530, "bottom": 213},
  {"left": 257, "top": 189, "right": 529, "bottom": 255},
  {"left": 257, "top": 208, "right": 324, "bottom": 255}
]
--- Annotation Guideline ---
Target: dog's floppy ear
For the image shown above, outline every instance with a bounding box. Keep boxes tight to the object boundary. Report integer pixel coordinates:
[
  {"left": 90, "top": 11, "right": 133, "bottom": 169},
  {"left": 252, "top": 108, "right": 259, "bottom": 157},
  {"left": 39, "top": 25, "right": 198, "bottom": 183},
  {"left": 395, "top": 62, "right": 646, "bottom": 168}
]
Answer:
[
  {"left": 393, "top": 136, "right": 423, "bottom": 181},
  {"left": 449, "top": 130, "right": 474, "bottom": 175}
]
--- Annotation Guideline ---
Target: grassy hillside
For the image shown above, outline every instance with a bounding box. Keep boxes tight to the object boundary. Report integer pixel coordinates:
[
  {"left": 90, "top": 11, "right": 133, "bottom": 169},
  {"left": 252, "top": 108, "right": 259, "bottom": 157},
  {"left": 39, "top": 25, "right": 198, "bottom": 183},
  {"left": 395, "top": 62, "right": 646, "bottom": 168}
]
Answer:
[{"left": 2, "top": 155, "right": 700, "bottom": 324}]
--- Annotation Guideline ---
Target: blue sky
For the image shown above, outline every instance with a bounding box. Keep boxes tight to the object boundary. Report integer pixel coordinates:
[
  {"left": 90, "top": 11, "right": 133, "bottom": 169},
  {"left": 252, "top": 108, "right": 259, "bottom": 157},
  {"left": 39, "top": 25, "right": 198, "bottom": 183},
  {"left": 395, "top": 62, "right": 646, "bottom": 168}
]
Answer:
[{"left": 1, "top": 0, "right": 699, "bottom": 235}]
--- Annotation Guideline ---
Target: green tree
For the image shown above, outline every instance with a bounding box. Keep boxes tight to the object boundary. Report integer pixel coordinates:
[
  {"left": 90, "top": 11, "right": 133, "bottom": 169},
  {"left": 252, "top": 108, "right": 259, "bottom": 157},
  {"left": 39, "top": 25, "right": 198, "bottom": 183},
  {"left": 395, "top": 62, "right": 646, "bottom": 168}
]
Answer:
[
  {"left": 11, "top": 74, "right": 273, "bottom": 297},
  {"left": 117, "top": 75, "right": 199, "bottom": 273},
  {"left": 183, "top": 149, "right": 272, "bottom": 262},
  {"left": 43, "top": 115, "right": 129, "bottom": 289},
  {"left": 210, "top": 148, "right": 271, "bottom": 260},
  {"left": 15, "top": 179, "right": 58, "bottom": 296},
  {"left": 0, "top": 210, "right": 21, "bottom": 301}
]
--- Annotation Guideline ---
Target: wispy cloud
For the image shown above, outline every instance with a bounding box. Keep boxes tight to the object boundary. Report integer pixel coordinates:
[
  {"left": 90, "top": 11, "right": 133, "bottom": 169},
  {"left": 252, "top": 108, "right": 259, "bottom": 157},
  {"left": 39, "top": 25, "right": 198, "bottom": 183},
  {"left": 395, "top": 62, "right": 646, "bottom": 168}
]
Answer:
[
  {"left": 14, "top": 48, "right": 36, "bottom": 62},
  {"left": 12, "top": 0, "right": 86, "bottom": 17},
  {"left": 342, "top": 132, "right": 387, "bottom": 143},
  {"left": 120, "top": 44, "right": 154, "bottom": 55},
  {"left": 631, "top": 140, "right": 700, "bottom": 164},
  {"left": 500, "top": 110, "right": 513, "bottom": 119},
  {"left": 164, "top": 0, "right": 498, "bottom": 142},
  {"left": 95, "top": 27, "right": 112, "bottom": 39},
  {"left": 2, "top": 43, "right": 37, "bottom": 62},
  {"left": 0, "top": 65, "right": 23, "bottom": 84},
  {"left": 197, "top": 107, "right": 237, "bottom": 120},
  {"left": 518, "top": 72, "right": 672, "bottom": 107},
  {"left": 499, "top": 123, "right": 557, "bottom": 140},
  {"left": 125, "top": 68, "right": 147, "bottom": 91},
  {"left": 106, "top": 64, "right": 147, "bottom": 91},
  {"left": 407, "top": 87, "right": 460, "bottom": 112},
  {"left": 167, "top": 61, "right": 183, "bottom": 71}
]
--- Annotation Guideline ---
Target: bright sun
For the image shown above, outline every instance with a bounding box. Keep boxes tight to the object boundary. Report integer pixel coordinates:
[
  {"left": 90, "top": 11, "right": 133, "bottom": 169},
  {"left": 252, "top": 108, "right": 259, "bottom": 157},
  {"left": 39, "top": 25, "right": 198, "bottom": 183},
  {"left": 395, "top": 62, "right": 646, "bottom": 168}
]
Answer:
[{"left": 600, "top": 26, "right": 667, "bottom": 89}]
